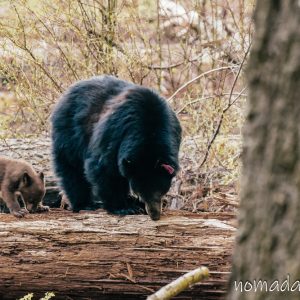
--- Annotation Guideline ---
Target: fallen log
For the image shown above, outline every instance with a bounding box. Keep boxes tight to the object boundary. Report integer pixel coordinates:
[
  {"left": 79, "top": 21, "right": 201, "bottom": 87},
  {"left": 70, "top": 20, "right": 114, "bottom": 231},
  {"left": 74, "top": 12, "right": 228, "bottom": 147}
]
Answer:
[
  {"left": 0, "top": 209, "right": 235, "bottom": 300},
  {"left": 0, "top": 138, "right": 239, "bottom": 213}
]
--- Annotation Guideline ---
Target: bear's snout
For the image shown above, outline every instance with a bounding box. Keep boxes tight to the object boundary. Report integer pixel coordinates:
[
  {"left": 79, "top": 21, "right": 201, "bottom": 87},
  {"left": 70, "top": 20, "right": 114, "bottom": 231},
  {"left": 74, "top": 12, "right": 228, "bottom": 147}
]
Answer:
[{"left": 145, "top": 201, "right": 162, "bottom": 221}]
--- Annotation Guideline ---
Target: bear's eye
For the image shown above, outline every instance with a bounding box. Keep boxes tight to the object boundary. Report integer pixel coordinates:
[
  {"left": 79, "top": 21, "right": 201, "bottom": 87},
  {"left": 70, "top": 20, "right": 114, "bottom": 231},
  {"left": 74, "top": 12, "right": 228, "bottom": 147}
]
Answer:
[
  {"left": 122, "top": 158, "right": 132, "bottom": 168},
  {"left": 122, "top": 158, "right": 136, "bottom": 176}
]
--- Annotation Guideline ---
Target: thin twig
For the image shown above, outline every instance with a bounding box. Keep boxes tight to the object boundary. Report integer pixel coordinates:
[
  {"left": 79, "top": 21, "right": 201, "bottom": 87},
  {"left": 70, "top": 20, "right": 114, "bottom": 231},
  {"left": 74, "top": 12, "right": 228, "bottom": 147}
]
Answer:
[
  {"left": 176, "top": 92, "right": 248, "bottom": 114},
  {"left": 10, "top": 5, "right": 63, "bottom": 93},
  {"left": 25, "top": 6, "right": 79, "bottom": 81},
  {"left": 167, "top": 66, "right": 236, "bottom": 103},
  {"left": 226, "top": 42, "right": 251, "bottom": 108},
  {"left": 198, "top": 42, "right": 251, "bottom": 168},
  {"left": 145, "top": 54, "right": 201, "bottom": 70},
  {"left": 199, "top": 86, "right": 247, "bottom": 169}
]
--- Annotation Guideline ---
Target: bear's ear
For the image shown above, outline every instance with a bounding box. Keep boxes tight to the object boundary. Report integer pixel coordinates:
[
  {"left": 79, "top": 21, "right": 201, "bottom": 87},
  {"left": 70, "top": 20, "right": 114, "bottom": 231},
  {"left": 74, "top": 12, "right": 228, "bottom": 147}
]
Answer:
[
  {"left": 39, "top": 171, "right": 45, "bottom": 182},
  {"left": 22, "top": 172, "right": 32, "bottom": 187},
  {"left": 161, "top": 164, "right": 175, "bottom": 176}
]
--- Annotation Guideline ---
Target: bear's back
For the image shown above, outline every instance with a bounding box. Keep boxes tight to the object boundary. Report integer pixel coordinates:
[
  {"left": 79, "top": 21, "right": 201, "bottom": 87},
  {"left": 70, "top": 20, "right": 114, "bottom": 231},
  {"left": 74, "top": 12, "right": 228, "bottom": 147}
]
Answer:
[
  {"left": 51, "top": 75, "right": 181, "bottom": 167},
  {"left": 90, "top": 85, "right": 182, "bottom": 169},
  {"left": 51, "top": 76, "right": 133, "bottom": 161},
  {"left": 52, "top": 75, "right": 132, "bottom": 133}
]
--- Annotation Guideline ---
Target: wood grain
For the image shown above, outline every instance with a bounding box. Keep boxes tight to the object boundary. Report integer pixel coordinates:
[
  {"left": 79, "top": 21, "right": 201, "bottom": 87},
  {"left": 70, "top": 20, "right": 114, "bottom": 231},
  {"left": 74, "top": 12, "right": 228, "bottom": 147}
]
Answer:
[{"left": 0, "top": 209, "right": 235, "bottom": 299}]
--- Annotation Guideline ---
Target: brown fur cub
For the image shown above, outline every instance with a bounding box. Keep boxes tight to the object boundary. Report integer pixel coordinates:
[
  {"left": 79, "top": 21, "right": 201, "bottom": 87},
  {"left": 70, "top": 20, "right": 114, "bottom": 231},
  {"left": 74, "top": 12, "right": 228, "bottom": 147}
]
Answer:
[{"left": 0, "top": 156, "right": 49, "bottom": 217}]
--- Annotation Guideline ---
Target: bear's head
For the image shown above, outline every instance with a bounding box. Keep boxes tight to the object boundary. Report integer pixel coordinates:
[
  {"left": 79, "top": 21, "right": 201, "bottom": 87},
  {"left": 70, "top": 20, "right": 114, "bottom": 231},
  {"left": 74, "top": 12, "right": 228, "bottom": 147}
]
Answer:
[
  {"left": 120, "top": 157, "right": 177, "bottom": 220},
  {"left": 19, "top": 170, "right": 46, "bottom": 212}
]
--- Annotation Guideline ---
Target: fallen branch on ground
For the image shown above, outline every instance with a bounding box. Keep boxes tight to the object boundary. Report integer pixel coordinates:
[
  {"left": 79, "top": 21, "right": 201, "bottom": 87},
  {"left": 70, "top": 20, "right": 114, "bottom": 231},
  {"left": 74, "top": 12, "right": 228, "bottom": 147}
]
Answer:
[{"left": 147, "top": 266, "right": 210, "bottom": 300}]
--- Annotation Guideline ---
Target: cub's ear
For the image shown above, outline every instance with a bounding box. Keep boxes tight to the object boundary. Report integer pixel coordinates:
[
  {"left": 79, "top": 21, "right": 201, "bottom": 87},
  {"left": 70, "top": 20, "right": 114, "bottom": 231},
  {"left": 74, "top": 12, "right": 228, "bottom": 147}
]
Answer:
[
  {"left": 39, "top": 171, "right": 45, "bottom": 182},
  {"left": 22, "top": 172, "right": 32, "bottom": 187}
]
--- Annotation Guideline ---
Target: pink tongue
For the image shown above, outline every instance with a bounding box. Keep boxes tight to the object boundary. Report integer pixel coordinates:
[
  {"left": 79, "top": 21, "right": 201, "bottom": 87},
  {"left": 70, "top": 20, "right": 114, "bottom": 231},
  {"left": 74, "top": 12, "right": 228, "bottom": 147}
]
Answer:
[{"left": 161, "top": 164, "right": 174, "bottom": 175}]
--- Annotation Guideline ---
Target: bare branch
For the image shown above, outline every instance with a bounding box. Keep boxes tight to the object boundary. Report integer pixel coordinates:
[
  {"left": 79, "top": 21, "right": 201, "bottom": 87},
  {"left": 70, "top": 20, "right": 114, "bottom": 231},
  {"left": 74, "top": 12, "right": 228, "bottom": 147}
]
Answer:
[{"left": 167, "top": 66, "right": 237, "bottom": 103}]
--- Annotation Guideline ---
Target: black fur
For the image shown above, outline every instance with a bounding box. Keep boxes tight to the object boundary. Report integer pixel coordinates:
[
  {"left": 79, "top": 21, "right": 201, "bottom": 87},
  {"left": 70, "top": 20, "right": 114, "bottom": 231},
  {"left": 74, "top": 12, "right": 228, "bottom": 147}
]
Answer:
[{"left": 51, "top": 75, "right": 181, "bottom": 220}]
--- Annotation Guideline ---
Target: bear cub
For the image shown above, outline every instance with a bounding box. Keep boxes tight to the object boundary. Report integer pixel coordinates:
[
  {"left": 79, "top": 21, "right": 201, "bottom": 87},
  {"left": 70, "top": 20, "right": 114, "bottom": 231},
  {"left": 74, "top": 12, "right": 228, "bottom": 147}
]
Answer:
[
  {"left": 51, "top": 75, "right": 181, "bottom": 220},
  {"left": 0, "top": 156, "right": 48, "bottom": 217}
]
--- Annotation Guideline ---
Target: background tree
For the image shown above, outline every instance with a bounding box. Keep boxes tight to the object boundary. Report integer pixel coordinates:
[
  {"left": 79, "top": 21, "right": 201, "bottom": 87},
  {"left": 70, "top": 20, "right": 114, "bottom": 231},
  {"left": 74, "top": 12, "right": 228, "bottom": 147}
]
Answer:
[{"left": 228, "top": 1, "right": 300, "bottom": 299}]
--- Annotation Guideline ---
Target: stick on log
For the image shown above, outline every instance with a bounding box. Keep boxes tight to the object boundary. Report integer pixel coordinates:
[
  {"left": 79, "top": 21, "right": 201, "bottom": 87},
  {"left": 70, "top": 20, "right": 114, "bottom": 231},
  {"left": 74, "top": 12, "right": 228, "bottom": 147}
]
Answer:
[{"left": 147, "top": 266, "right": 210, "bottom": 300}]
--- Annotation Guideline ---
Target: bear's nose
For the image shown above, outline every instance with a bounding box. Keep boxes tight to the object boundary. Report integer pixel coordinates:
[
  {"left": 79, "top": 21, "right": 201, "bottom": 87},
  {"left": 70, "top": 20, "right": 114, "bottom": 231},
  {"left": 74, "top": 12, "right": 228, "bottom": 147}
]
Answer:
[
  {"left": 145, "top": 202, "right": 161, "bottom": 221},
  {"left": 150, "top": 213, "right": 161, "bottom": 221}
]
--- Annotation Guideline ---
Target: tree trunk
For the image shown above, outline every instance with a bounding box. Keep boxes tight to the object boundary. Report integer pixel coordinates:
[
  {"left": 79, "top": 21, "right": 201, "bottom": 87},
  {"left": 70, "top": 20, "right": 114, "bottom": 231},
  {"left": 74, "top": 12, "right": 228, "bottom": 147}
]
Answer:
[
  {"left": 0, "top": 210, "right": 234, "bottom": 300},
  {"left": 228, "top": 1, "right": 300, "bottom": 299}
]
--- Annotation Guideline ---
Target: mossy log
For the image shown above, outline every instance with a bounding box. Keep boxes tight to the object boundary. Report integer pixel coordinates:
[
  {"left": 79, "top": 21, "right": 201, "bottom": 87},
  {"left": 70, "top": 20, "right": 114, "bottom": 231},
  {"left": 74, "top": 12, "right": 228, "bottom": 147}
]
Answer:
[{"left": 0, "top": 210, "right": 235, "bottom": 300}]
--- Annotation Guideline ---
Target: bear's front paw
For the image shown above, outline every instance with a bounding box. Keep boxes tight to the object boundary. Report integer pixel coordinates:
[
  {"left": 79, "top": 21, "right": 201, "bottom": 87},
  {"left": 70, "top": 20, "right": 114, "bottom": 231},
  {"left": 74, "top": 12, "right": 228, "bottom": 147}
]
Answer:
[
  {"left": 60, "top": 192, "right": 73, "bottom": 210},
  {"left": 128, "top": 207, "right": 146, "bottom": 215},
  {"left": 112, "top": 205, "right": 146, "bottom": 216},
  {"left": 35, "top": 205, "right": 50, "bottom": 213},
  {"left": 11, "top": 208, "right": 28, "bottom": 218}
]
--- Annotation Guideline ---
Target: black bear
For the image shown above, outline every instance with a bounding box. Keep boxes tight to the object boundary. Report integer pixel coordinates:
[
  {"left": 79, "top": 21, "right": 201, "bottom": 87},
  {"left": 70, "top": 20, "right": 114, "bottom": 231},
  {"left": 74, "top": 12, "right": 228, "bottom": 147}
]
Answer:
[{"left": 51, "top": 75, "right": 181, "bottom": 220}]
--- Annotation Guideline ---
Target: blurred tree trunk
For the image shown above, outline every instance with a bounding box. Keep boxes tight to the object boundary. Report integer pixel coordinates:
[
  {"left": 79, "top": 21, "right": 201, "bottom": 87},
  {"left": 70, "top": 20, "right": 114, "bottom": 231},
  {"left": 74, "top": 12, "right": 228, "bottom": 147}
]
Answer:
[{"left": 228, "top": 1, "right": 300, "bottom": 300}]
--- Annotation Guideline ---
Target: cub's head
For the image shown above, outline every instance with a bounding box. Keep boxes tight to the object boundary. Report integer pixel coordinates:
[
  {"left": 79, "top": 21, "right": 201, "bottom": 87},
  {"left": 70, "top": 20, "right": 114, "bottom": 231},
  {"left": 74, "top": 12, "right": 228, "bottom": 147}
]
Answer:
[
  {"left": 120, "top": 158, "right": 177, "bottom": 221},
  {"left": 19, "top": 170, "right": 46, "bottom": 212}
]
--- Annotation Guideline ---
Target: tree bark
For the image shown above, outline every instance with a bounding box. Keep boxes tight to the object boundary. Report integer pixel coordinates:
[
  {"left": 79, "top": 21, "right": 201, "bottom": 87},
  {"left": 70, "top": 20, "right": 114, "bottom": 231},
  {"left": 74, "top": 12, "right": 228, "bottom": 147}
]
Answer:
[
  {"left": 228, "top": 1, "right": 300, "bottom": 299},
  {"left": 0, "top": 210, "right": 235, "bottom": 300}
]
